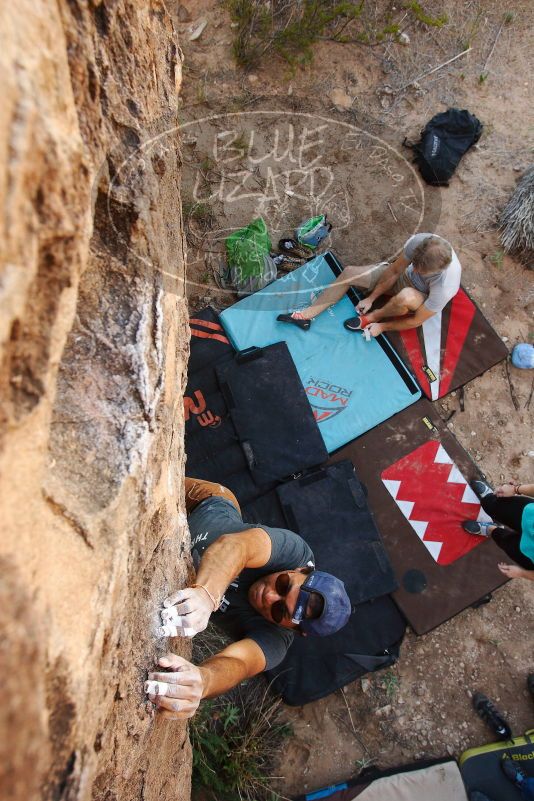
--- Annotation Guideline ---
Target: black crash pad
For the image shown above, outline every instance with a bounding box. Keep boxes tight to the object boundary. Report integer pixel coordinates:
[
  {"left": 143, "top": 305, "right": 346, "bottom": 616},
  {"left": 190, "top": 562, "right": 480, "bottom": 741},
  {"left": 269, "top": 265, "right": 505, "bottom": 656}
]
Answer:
[
  {"left": 185, "top": 311, "right": 328, "bottom": 504},
  {"left": 188, "top": 307, "right": 235, "bottom": 372},
  {"left": 329, "top": 399, "right": 507, "bottom": 635},
  {"left": 242, "top": 461, "right": 404, "bottom": 705}
]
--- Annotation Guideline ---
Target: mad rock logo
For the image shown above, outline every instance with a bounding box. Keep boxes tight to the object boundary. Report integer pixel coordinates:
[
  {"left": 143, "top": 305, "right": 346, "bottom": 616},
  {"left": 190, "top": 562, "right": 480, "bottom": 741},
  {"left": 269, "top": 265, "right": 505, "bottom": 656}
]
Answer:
[{"left": 305, "top": 377, "right": 352, "bottom": 422}]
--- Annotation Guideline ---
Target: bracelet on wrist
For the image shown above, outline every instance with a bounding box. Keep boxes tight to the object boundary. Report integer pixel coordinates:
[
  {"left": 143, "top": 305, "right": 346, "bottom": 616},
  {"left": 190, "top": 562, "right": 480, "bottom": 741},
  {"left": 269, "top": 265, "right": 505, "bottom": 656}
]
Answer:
[
  {"left": 515, "top": 484, "right": 522, "bottom": 495},
  {"left": 192, "top": 583, "right": 220, "bottom": 611}
]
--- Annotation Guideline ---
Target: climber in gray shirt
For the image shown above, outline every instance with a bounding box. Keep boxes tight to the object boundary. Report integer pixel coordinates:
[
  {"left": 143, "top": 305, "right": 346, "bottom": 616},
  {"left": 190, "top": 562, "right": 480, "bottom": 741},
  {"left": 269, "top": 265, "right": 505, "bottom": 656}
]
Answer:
[
  {"left": 277, "top": 233, "right": 461, "bottom": 337},
  {"left": 145, "top": 478, "right": 351, "bottom": 720}
]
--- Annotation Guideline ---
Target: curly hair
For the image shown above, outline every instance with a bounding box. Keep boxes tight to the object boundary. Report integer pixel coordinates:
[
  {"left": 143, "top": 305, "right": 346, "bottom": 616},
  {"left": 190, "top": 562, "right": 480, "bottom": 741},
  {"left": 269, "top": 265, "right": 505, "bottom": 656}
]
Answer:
[{"left": 412, "top": 236, "right": 452, "bottom": 273}]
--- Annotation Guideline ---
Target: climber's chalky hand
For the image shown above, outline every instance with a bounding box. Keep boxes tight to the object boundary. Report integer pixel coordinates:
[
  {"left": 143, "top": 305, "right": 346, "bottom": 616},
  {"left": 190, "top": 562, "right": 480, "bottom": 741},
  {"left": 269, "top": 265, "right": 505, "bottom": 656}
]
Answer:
[
  {"left": 161, "top": 587, "right": 214, "bottom": 637},
  {"left": 146, "top": 653, "right": 203, "bottom": 719}
]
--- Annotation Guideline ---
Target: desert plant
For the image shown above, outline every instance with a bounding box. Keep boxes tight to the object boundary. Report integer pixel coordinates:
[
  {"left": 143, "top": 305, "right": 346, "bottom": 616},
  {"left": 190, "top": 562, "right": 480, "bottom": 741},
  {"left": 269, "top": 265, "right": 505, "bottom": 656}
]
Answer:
[
  {"left": 382, "top": 668, "right": 400, "bottom": 699},
  {"left": 500, "top": 167, "right": 534, "bottom": 266},
  {"left": 227, "top": 0, "right": 364, "bottom": 69},
  {"left": 404, "top": 1, "right": 447, "bottom": 28},
  {"left": 190, "top": 625, "right": 292, "bottom": 801},
  {"left": 226, "top": 0, "right": 449, "bottom": 69}
]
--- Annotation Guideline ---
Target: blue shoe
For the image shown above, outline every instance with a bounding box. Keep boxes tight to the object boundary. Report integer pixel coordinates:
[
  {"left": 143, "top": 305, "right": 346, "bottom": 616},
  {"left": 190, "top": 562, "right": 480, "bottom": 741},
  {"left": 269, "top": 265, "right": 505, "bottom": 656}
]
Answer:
[
  {"left": 501, "top": 752, "right": 527, "bottom": 786},
  {"left": 462, "top": 520, "right": 495, "bottom": 537}
]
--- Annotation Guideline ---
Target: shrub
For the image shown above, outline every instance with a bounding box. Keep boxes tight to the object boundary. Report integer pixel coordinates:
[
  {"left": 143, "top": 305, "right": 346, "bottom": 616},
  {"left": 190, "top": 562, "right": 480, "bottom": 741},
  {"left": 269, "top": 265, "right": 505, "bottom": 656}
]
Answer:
[{"left": 190, "top": 626, "right": 292, "bottom": 801}]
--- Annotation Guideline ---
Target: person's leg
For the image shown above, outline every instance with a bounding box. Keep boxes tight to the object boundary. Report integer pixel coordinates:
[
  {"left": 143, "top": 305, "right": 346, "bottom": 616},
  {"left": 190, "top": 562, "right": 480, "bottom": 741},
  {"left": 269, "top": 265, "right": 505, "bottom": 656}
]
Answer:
[
  {"left": 184, "top": 477, "right": 241, "bottom": 515},
  {"left": 492, "top": 526, "right": 534, "bottom": 570},
  {"left": 366, "top": 286, "right": 426, "bottom": 323},
  {"left": 480, "top": 493, "right": 531, "bottom": 533},
  {"left": 502, "top": 754, "right": 534, "bottom": 801},
  {"left": 296, "top": 263, "right": 378, "bottom": 320}
]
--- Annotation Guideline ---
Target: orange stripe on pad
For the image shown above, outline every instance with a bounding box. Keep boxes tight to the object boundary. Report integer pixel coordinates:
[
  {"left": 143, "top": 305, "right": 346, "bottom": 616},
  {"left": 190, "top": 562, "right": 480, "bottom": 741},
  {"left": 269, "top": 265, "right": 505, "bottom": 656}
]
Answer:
[
  {"left": 189, "top": 317, "right": 224, "bottom": 332},
  {"left": 190, "top": 328, "right": 230, "bottom": 345}
]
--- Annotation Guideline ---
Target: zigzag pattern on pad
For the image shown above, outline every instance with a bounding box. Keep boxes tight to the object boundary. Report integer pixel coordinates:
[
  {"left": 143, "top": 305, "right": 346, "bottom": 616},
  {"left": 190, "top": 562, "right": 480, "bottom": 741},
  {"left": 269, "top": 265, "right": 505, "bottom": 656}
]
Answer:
[{"left": 381, "top": 441, "right": 492, "bottom": 565}]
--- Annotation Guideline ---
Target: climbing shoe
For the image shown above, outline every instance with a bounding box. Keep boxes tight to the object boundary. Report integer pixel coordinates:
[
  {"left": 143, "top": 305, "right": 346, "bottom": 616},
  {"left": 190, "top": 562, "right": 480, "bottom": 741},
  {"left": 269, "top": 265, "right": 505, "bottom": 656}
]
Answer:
[
  {"left": 470, "top": 480, "right": 493, "bottom": 499},
  {"left": 501, "top": 752, "right": 527, "bottom": 786},
  {"left": 343, "top": 314, "right": 370, "bottom": 332},
  {"left": 473, "top": 692, "right": 512, "bottom": 739},
  {"left": 527, "top": 673, "right": 534, "bottom": 700},
  {"left": 276, "top": 313, "right": 311, "bottom": 331},
  {"left": 277, "top": 238, "right": 312, "bottom": 259},
  {"left": 462, "top": 520, "right": 495, "bottom": 537}
]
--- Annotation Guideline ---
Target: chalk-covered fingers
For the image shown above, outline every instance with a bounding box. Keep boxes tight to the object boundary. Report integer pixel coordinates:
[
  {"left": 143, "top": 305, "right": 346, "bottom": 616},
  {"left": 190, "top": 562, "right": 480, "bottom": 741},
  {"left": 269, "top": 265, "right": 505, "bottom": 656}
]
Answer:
[
  {"left": 145, "top": 657, "right": 204, "bottom": 719},
  {"left": 163, "top": 589, "right": 187, "bottom": 608},
  {"left": 160, "top": 587, "right": 214, "bottom": 638}
]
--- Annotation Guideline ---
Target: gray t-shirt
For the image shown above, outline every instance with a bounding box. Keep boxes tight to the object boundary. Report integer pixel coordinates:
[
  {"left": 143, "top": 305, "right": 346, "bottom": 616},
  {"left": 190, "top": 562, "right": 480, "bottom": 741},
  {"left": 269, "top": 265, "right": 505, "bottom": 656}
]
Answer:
[
  {"left": 188, "top": 496, "right": 314, "bottom": 670},
  {"left": 403, "top": 233, "right": 461, "bottom": 313}
]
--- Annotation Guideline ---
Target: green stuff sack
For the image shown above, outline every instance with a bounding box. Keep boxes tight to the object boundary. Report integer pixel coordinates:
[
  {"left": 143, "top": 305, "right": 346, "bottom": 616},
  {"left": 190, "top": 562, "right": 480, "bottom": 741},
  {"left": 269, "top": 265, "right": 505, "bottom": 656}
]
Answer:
[{"left": 224, "top": 217, "right": 276, "bottom": 297}]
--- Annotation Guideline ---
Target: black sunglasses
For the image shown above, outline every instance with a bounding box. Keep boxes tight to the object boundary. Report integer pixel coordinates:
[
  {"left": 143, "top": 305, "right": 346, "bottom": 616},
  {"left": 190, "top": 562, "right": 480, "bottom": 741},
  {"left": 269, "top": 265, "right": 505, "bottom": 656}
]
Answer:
[{"left": 271, "top": 572, "right": 293, "bottom": 624}]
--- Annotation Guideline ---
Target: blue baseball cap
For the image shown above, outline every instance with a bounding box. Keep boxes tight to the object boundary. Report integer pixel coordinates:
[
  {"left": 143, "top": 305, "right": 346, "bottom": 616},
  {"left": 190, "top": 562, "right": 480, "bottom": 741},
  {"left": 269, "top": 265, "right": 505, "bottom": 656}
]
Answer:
[{"left": 291, "top": 570, "right": 351, "bottom": 636}]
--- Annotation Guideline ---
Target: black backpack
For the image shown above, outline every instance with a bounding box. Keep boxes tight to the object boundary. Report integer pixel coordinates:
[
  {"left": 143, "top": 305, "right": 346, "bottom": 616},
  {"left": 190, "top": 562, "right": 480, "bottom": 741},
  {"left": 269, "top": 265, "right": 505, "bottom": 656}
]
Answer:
[{"left": 404, "top": 108, "right": 483, "bottom": 186}]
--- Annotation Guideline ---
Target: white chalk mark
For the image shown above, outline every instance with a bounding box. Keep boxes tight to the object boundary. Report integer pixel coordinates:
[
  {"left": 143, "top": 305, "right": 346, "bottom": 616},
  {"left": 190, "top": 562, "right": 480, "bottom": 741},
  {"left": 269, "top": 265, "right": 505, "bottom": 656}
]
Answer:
[{"left": 145, "top": 680, "right": 169, "bottom": 696}]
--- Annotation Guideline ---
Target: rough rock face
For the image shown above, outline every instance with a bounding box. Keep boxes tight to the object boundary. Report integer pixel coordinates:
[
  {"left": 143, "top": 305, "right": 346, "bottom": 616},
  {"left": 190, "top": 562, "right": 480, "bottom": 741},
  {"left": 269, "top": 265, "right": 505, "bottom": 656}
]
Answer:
[{"left": 0, "top": 3, "right": 191, "bottom": 800}]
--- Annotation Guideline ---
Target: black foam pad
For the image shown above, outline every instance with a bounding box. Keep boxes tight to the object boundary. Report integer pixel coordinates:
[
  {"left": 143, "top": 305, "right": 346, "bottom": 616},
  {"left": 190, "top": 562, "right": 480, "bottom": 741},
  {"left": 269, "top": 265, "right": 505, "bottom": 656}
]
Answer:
[
  {"left": 185, "top": 312, "right": 328, "bottom": 505},
  {"left": 215, "top": 342, "right": 328, "bottom": 486},
  {"left": 242, "top": 461, "right": 404, "bottom": 705},
  {"left": 269, "top": 594, "right": 405, "bottom": 706},
  {"left": 188, "top": 308, "right": 234, "bottom": 372}
]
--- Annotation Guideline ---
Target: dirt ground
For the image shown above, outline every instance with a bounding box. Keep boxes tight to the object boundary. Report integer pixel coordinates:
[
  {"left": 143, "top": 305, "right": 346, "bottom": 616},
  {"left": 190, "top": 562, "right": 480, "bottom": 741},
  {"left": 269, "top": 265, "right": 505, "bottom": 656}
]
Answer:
[{"left": 174, "top": 0, "right": 533, "bottom": 794}]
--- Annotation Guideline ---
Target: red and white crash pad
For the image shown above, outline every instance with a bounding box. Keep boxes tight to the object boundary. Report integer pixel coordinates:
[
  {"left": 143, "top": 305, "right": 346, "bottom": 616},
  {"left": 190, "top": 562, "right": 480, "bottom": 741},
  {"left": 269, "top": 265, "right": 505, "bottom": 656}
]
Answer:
[
  {"left": 381, "top": 440, "right": 492, "bottom": 566},
  {"left": 390, "top": 288, "right": 508, "bottom": 400}
]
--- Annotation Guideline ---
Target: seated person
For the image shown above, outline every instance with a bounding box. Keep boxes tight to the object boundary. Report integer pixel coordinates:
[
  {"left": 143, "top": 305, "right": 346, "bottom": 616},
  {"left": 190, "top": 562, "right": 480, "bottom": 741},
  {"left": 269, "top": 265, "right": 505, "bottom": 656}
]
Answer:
[
  {"left": 277, "top": 233, "right": 461, "bottom": 338},
  {"left": 145, "top": 477, "right": 351, "bottom": 719},
  {"left": 464, "top": 479, "right": 534, "bottom": 582}
]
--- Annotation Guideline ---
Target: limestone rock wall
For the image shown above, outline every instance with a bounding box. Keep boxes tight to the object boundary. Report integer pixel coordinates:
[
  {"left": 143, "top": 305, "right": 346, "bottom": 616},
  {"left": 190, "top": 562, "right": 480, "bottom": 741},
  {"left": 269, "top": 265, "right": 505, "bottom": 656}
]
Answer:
[{"left": 0, "top": 3, "right": 191, "bottom": 800}]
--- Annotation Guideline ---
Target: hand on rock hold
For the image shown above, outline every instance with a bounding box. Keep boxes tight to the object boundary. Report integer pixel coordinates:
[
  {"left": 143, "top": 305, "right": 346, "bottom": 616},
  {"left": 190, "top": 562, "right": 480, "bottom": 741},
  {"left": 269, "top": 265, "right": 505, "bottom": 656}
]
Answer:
[
  {"left": 161, "top": 586, "right": 216, "bottom": 637},
  {"left": 146, "top": 653, "right": 204, "bottom": 719}
]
